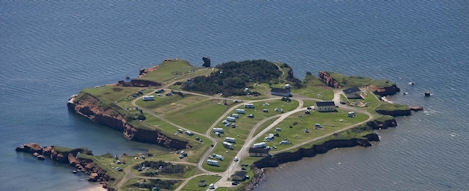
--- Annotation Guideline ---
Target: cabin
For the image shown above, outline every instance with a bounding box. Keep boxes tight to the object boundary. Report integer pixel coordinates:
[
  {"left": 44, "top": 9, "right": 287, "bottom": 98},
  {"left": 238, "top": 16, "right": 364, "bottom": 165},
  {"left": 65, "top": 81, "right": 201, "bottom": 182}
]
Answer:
[
  {"left": 207, "top": 159, "right": 219, "bottom": 166},
  {"left": 236, "top": 109, "right": 245, "bottom": 114},
  {"left": 224, "top": 137, "right": 236, "bottom": 143},
  {"left": 226, "top": 116, "right": 236, "bottom": 122},
  {"left": 252, "top": 142, "right": 266, "bottom": 148},
  {"left": 142, "top": 95, "right": 155, "bottom": 101},
  {"left": 314, "top": 101, "right": 336, "bottom": 112},
  {"left": 249, "top": 147, "right": 270, "bottom": 157},
  {"left": 244, "top": 103, "right": 255, "bottom": 109},
  {"left": 223, "top": 141, "right": 233, "bottom": 149},
  {"left": 343, "top": 87, "right": 362, "bottom": 99},
  {"left": 213, "top": 128, "right": 224, "bottom": 134},
  {"left": 270, "top": 88, "right": 291, "bottom": 97}
]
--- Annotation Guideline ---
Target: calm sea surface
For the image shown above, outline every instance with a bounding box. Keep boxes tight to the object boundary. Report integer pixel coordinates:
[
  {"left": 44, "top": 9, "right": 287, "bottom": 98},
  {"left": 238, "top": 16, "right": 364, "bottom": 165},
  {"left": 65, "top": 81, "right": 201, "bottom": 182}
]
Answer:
[{"left": 1, "top": 1, "right": 468, "bottom": 190}]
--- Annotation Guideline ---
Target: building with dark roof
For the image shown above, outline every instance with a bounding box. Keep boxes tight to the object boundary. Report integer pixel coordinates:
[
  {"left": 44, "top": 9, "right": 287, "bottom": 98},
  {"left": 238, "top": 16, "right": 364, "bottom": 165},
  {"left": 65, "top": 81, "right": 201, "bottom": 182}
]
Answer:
[
  {"left": 248, "top": 147, "right": 270, "bottom": 157},
  {"left": 270, "top": 88, "right": 291, "bottom": 97},
  {"left": 314, "top": 101, "right": 336, "bottom": 112},
  {"left": 343, "top": 87, "right": 362, "bottom": 99}
]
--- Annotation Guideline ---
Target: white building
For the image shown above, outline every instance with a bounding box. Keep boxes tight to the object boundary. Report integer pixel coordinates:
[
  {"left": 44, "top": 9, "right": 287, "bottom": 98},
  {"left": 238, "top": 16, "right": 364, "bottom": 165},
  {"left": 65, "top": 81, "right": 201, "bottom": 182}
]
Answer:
[{"left": 244, "top": 103, "right": 255, "bottom": 109}]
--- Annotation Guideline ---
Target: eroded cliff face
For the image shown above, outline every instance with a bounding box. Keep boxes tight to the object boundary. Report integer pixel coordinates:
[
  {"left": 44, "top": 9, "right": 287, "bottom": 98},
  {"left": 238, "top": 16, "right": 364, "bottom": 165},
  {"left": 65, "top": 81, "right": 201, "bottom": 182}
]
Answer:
[
  {"left": 318, "top": 71, "right": 341, "bottom": 88},
  {"left": 366, "top": 118, "right": 398, "bottom": 129},
  {"left": 67, "top": 94, "right": 189, "bottom": 150},
  {"left": 253, "top": 134, "right": 378, "bottom": 169}
]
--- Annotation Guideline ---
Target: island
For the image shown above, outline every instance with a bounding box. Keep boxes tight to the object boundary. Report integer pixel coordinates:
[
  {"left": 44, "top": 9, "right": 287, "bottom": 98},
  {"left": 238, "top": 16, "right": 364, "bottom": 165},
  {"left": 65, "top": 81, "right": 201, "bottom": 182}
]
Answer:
[{"left": 16, "top": 59, "right": 420, "bottom": 191}]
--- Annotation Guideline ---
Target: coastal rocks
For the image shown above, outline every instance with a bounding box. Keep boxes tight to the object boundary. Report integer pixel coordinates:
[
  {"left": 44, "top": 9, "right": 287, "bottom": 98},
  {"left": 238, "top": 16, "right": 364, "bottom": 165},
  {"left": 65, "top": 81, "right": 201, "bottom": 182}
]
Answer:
[
  {"left": 318, "top": 71, "right": 341, "bottom": 88},
  {"left": 366, "top": 118, "right": 398, "bottom": 129},
  {"left": 68, "top": 94, "right": 190, "bottom": 150},
  {"left": 375, "top": 108, "right": 411, "bottom": 116},
  {"left": 16, "top": 143, "right": 110, "bottom": 184},
  {"left": 409, "top": 106, "right": 424, "bottom": 111},
  {"left": 253, "top": 133, "right": 379, "bottom": 169}
]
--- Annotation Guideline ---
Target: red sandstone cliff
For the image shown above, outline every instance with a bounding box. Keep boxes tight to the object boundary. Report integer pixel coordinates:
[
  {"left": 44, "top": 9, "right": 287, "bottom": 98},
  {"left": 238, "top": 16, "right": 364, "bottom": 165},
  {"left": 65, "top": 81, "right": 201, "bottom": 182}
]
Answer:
[
  {"left": 318, "top": 71, "right": 341, "bottom": 88},
  {"left": 67, "top": 94, "right": 189, "bottom": 150}
]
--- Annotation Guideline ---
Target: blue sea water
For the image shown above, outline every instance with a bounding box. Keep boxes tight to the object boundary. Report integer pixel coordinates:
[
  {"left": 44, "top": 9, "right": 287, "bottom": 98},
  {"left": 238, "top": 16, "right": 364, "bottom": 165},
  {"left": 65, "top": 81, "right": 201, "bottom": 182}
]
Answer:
[{"left": 1, "top": 1, "right": 468, "bottom": 190}]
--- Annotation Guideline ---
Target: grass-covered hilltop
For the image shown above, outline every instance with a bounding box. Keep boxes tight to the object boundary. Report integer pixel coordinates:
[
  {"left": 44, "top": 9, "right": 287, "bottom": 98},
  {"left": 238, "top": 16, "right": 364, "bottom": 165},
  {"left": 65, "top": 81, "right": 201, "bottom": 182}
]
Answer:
[{"left": 18, "top": 58, "right": 419, "bottom": 191}]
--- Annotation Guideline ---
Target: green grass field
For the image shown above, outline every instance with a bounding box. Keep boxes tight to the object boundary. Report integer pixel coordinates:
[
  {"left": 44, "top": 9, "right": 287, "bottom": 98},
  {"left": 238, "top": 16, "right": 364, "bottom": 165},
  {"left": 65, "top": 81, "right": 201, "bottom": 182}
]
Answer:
[
  {"left": 181, "top": 175, "right": 222, "bottom": 191},
  {"left": 163, "top": 99, "right": 234, "bottom": 134},
  {"left": 258, "top": 109, "right": 369, "bottom": 152}
]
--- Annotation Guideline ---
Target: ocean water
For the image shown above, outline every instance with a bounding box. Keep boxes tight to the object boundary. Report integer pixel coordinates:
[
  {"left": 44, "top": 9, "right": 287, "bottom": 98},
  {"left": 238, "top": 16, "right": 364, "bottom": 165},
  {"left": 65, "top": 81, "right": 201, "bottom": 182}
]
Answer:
[{"left": 1, "top": 1, "right": 468, "bottom": 190}]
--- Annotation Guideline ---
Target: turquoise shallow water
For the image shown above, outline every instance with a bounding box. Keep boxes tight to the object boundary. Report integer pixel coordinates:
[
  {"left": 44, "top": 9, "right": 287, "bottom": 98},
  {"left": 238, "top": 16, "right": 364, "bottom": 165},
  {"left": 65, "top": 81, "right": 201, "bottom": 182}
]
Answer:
[{"left": 1, "top": 1, "right": 468, "bottom": 190}]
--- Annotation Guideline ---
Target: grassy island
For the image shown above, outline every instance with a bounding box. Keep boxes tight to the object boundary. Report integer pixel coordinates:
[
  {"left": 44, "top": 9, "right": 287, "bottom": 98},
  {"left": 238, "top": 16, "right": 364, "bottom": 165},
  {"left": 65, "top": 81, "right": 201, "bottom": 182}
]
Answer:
[{"left": 60, "top": 58, "right": 409, "bottom": 190}]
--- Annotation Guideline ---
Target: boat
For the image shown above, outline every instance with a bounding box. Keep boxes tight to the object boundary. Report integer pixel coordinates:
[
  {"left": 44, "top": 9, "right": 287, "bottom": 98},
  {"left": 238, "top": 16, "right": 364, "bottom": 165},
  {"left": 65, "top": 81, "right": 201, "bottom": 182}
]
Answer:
[{"left": 424, "top": 90, "right": 431, "bottom": 97}]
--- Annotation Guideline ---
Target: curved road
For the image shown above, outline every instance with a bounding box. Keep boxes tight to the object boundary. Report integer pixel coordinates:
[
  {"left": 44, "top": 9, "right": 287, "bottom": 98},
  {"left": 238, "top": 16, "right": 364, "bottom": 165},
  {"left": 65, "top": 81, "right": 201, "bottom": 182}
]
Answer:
[{"left": 124, "top": 87, "right": 377, "bottom": 191}]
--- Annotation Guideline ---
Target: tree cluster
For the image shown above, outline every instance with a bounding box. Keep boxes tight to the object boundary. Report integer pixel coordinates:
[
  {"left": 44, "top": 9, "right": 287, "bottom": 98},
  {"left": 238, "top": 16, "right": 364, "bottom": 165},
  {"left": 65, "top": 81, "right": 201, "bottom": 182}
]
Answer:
[{"left": 182, "top": 60, "right": 282, "bottom": 96}]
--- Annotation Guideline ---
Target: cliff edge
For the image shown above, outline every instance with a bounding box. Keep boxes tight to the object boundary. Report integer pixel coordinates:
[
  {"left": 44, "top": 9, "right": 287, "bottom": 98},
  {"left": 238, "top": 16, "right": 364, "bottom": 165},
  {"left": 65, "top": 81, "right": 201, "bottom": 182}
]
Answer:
[{"left": 67, "top": 94, "right": 189, "bottom": 150}]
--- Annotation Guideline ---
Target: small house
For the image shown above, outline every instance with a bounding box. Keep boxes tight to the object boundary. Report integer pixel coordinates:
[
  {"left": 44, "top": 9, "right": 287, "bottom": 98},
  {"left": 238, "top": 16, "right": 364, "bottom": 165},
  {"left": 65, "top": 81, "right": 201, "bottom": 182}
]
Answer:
[
  {"left": 223, "top": 141, "right": 233, "bottom": 149},
  {"left": 213, "top": 128, "right": 224, "bottom": 134},
  {"left": 236, "top": 109, "right": 245, "bottom": 114},
  {"left": 270, "top": 88, "right": 291, "bottom": 97},
  {"left": 348, "top": 111, "right": 356, "bottom": 118},
  {"left": 252, "top": 142, "right": 266, "bottom": 148},
  {"left": 263, "top": 109, "right": 268, "bottom": 113},
  {"left": 231, "top": 113, "right": 239, "bottom": 118},
  {"left": 275, "top": 128, "right": 281, "bottom": 132},
  {"left": 315, "top": 123, "right": 322, "bottom": 129},
  {"left": 314, "top": 101, "right": 336, "bottom": 112},
  {"left": 244, "top": 103, "right": 255, "bottom": 109},
  {"left": 248, "top": 114, "right": 254, "bottom": 118},
  {"left": 280, "top": 140, "right": 289, "bottom": 145},
  {"left": 207, "top": 159, "right": 219, "bottom": 166},
  {"left": 142, "top": 95, "right": 155, "bottom": 101},
  {"left": 343, "top": 87, "right": 362, "bottom": 99},
  {"left": 226, "top": 116, "right": 236, "bottom": 122},
  {"left": 224, "top": 137, "right": 236, "bottom": 143}
]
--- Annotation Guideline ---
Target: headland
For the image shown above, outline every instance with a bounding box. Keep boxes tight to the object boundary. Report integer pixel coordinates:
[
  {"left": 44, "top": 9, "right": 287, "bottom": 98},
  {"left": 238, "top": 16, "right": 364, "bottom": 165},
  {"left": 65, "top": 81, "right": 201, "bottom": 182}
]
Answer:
[{"left": 16, "top": 58, "right": 420, "bottom": 191}]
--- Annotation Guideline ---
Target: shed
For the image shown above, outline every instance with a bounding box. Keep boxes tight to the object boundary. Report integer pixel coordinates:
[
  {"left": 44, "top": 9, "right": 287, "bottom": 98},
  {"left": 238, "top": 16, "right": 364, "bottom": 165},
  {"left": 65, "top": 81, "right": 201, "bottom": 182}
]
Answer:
[
  {"left": 348, "top": 111, "right": 356, "bottom": 118},
  {"left": 185, "top": 131, "right": 194, "bottom": 136},
  {"left": 231, "top": 113, "right": 239, "bottom": 118}
]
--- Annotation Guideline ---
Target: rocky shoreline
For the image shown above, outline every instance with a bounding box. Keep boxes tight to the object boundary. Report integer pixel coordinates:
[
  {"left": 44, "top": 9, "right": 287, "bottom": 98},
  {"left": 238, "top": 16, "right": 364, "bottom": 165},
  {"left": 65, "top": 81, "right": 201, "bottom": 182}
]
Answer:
[{"left": 15, "top": 143, "right": 111, "bottom": 189}]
